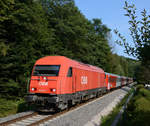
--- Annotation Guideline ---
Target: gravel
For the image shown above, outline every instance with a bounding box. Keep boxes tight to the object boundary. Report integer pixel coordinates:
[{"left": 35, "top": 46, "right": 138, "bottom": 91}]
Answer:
[
  {"left": 0, "top": 111, "right": 34, "bottom": 124},
  {"left": 42, "top": 86, "right": 131, "bottom": 126}
]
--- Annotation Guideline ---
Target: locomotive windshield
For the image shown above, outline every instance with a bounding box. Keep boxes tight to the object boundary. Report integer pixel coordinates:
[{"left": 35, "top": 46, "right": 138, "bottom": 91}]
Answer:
[{"left": 33, "top": 65, "right": 60, "bottom": 76}]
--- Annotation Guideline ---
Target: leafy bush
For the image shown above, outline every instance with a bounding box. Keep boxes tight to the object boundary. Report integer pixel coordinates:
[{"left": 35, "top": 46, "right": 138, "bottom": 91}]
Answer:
[
  {"left": 119, "top": 85, "right": 150, "bottom": 126},
  {"left": 0, "top": 98, "right": 35, "bottom": 118}
]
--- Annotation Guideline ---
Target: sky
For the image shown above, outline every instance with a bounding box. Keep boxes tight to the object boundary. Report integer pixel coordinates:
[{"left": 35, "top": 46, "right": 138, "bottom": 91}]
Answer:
[{"left": 74, "top": 0, "right": 150, "bottom": 59}]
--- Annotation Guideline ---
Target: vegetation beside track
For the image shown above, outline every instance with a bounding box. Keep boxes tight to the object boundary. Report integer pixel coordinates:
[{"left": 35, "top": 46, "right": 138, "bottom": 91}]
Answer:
[
  {"left": 100, "top": 86, "right": 134, "bottom": 126},
  {"left": 117, "top": 84, "right": 150, "bottom": 126},
  {"left": 101, "top": 85, "right": 150, "bottom": 126},
  {"left": 0, "top": 98, "right": 34, "bottom": 118}
]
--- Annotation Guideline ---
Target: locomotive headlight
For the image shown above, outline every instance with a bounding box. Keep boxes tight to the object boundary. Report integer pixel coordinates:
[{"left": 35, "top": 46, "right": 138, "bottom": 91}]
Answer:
[
  {"left": 51, "top": 88, "right": 56, "bottom": 92},
  {"left": 43, "top": 77, "right": 47, "bottom": 80},
  {"left": 52, "top": 89, "right": 56, "bottom": 92},
  {"left": 31, "top": 88, "right": 35, "bottom": 91}
]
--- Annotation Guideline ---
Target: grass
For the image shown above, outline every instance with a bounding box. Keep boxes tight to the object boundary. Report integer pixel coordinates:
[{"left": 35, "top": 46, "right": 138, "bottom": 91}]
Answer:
[
  {"left": 0, "top": 98, "right": 34, "bottom": 118},
  {"left": 100, "top": 87, "right": 134, "bottom": 126},
  {"left": 117, "top": 84, "right": 150, "bottom": 126}
]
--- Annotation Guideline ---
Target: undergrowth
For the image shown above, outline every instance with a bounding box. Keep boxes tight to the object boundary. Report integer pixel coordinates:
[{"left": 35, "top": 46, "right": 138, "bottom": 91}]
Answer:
[
  {"left": 101, "top": 86, "right": 134, "bottom": 126},
  {"left": 0, "top": 98, "right": 34, "bottom": 118},
  {"left": 117, "top": 84, "right": 150, "bottom": 126}
]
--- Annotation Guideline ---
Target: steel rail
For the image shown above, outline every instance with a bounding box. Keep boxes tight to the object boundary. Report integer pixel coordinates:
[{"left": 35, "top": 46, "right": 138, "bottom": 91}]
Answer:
[{"left": 0, "top": 112, "right": 38, "bottom": 126}]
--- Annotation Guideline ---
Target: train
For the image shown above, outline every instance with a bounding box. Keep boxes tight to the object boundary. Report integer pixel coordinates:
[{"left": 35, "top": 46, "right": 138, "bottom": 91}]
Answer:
[{"left": 25, "top": 56, "right": 133, "bottom": 111}]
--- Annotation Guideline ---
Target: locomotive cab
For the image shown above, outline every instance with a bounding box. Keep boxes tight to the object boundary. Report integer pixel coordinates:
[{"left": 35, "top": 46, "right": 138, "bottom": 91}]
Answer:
[{"left": 30, "top": 65, "right": 60, "bottom": 94}]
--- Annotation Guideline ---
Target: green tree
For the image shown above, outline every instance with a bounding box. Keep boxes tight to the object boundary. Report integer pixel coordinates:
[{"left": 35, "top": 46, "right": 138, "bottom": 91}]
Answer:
[
  {"left": 87, "top": 18, "right": 112, "bottom": 71},
  {"left": 114, "top": 1, "right": 150, "bottom": 83},
  {"left": 0, "top": 0, "right": 54, "bottom": 98},
  {"left": 0, "top": 0, "right": 120, "bottom": 98},
  {"left": 42, "top": 0, "right": 112, "bottom": 71},
  {"left": 0, "top": 0, "right": 15, "bottom": 56}
]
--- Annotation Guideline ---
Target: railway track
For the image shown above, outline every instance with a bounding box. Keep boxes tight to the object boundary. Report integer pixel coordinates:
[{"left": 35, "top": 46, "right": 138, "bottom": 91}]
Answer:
[
  {"left": 0, "top": 98, "right": 99, "bottom": 126},
  {"left": 0, "top": 85, "right": 134, "bottom": 126},
  {"left": 0, "top": 112, "right": 38, "bottom": 126},
  {"left": 0, "top": 95, "right": 105, "bottom": 126},
  {"left": 0, "top": 112, "right": 51, "bottom": 126}
]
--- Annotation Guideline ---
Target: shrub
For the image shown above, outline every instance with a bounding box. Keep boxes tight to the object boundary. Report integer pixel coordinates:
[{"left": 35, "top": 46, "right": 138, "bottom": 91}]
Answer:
[{"left": 120, "top": 85, "right": 150, "bottom": 126}]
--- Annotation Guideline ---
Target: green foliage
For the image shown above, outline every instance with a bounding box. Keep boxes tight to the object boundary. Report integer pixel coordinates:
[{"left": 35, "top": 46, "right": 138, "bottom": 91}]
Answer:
[
  {"left": 134, "top": 64, "right": 150, "bottom": 84},
  {"left": 115, "top": 2, "right": 150, "bottom": 61},
  {"left": 107, "top": 54, "right": 138, "bottom": 77},
  {"left": 0, "top": 0, "right": 14, "bottom": 56},
  {"left": 43, "top": 0, "right": 112, "bottom": 70},
  {"left": 0, "top": 0, "right": 137, "bottom": 100},
  {"left": 114, "top": 1, "right": 150, "bottom": 83},
  {"left": 118, "top": 85, "right": 150, "bottom": 126},
  {"left": 101, "top": 87, "right": 134, "bottom": 126},
  {"left": 0, "top": 98, "right": 18, "bottom": 117},
  {"left": 0, "top": 0, "right": 54, "bottom": 98},
  {"left": 0, "top": 98, "right": 36, "bottom": 117}
]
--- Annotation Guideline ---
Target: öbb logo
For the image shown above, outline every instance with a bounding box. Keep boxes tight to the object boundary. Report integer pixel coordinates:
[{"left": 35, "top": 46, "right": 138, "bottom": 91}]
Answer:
[
  {"left": 39, "top": 82, "right": 48, "bottom": 86},
  {"left": 81, "top": 76, "right": 88, "bottom": 84}
]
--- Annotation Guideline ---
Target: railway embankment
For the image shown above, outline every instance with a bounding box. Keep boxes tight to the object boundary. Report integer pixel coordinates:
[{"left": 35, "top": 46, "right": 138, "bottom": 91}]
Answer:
[
  {"left": 0, "top": 85, "right": 133, "bottom": 126},
  {"left": 39, "top": 86, "right": 132, "bottom": 126},
  {"left": 116, "top": 84, "right": 150, "bottom": 126},
  {"left": 84, "top": 85, "right": 134, "bottom": 126},
  {"left": 101, "top": 84, "right": 150, "bottom": 126},
  {"left": 100, "top": 85, "right": 135, "bottom": 126}
]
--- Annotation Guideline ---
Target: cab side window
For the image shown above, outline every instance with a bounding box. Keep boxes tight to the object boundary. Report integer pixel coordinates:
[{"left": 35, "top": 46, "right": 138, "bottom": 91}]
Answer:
[{"left": 67, "top": 67, "right": 72, "bottom": 77}]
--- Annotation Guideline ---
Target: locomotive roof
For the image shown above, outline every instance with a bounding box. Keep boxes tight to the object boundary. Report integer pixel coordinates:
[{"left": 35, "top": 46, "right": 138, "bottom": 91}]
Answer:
[
  {"left": 35, "top": 56, "right": 104, "bottom": 73},
  {"left": 105, "top": 72, "right": 131, "bottom": 79},
  {"left": 105, "top": 72, "right": 120, "bottom": 77}
]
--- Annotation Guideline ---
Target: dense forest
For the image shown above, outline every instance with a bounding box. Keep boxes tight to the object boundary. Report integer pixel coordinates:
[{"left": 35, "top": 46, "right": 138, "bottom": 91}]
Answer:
[{"left": 0, "top": 0, "right": 138, "bottom": 99}]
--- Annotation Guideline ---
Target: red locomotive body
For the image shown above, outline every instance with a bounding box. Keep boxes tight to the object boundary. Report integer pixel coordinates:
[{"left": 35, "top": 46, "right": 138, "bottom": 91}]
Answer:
[
  {"left": 26, "top": 56, "right": 107, "bottom": 110},
  {"left": 26, "top": 56, "right": 133, "bottom": 111}
]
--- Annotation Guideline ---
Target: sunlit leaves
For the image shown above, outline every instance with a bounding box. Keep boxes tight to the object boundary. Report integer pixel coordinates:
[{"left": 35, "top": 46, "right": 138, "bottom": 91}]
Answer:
[{"left": 115, "top": 1, "right": 150, "bottom": 83}]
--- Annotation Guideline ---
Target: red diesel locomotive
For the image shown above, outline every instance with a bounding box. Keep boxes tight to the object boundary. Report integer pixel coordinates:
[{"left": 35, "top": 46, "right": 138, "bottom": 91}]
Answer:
[
  {"left": 26, "top": 56, "right": 107, "bottom": 110},
  {"left": 25, "top": 56, "right": 133, "bottom": 111}
]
